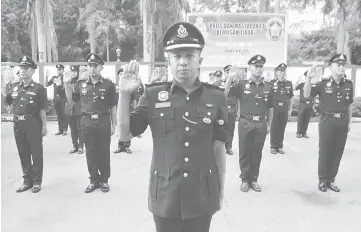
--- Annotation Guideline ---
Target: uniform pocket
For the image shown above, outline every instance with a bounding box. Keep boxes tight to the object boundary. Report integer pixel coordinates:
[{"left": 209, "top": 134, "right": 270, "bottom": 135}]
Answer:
[
  {"left": 198, "top": 167, "right": 218, "bottom": 199},
  {"left": 150, "top": 169, "right": 170, "bottom": 202},
  {"left": 152, "top": 108, "right": 175, "bottom": 135}
]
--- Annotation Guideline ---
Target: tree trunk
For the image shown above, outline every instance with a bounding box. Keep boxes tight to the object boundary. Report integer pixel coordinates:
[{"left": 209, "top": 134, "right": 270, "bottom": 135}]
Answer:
[
  {"left": 143, "top": 0, "right": 155, "bottom": 81},
  {"left": 337, "top": 4, "right": 345, "bottom": 53},
  {"left": 35, "top": 0, "right": 47, "bottom": 62},
  {"left": 260, "top": 0, "right": 270, "bottom": 12},
  {"left": 274, "top": 0, "right": 281, "bottom": 13},
  {"left": 344, "top": 31, "right": 351, "bottom": 65},
  {"left": 106, "top": 29, "right": 110, "bottom": 62},
  {"left": 87, "top": 20, "right": 97, "bottom": 53}
]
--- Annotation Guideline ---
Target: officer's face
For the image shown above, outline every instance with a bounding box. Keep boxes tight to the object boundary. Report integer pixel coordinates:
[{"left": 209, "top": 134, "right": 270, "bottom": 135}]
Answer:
[
  {"left": 330, "top": 62, "right": 345, "bottom": 76},
  {"left": 167, "top": 48, "right": 203, "bottom": 81},
  {"left": 19, "top": 66, "right": 34, "bottom": 80},
  {"left": 277, "top": 70, "right": 286, "bottom": 80},
  {"left": 88, "top": 64, "right": 103, "bottom": 78},
  {"left": 71, "top": 71, "right": 78, "bottom": 78},
  {"left": 249, "top": 64, "right": 264, "bottom": 77},
  {"left": 57, "top": 68, "right": 64, "bottom": 75},
  {"left": 118, "top": 72, "right": 123, "bottom": 78}
]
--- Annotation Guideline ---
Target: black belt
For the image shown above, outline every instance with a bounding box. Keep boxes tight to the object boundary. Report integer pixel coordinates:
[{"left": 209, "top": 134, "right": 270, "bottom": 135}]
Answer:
[
  {"left": 239, "top": 113, "right": 265, "bottom": 122},
  {"left": 274, "top": 101, "right": 287, "bottom": 107},
  {"left": 300, "top": 100, "right": 313, "bottom": 104},
  {"left": 13, "top": 114, "right": 34, "bottom": 121},
  {"left": 82, "top": 112, "right": 109, "bottom": 120},
  {"left": 227, "top": 105, "right": 237, "bottom": 109},
  {"left": 323, "top": 112, "right": 347, "bottom": 119}
]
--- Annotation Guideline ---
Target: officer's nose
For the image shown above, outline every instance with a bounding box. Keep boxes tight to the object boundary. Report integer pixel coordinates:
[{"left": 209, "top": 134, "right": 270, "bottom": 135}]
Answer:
[{"left": 179, "top": 57, "right": 188, "bottom": 66}]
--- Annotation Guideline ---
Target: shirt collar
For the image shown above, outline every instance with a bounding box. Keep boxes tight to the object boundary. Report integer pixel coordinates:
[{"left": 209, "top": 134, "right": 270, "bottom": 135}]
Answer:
[
  {"left": 248, "top": 77, "right": 265, "bottom": 84},
  {"left": 329, "top": 75, "right": 345, "bottom": 84},
  {"left": 19, "top": 80, "right": 35, "bottom": 88},
  {"left": 170, "top": 78, "right": 202, "bottom": 94},
  {"left": 86, "top": 76, "right": 103, "bottom": 84}
]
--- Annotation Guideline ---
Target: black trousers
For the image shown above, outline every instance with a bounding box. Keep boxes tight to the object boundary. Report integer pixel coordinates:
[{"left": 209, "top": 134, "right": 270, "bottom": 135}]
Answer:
[
  {"left": 225, "top": 110, "right": 237, "bottom": 149},
  {"left": 238, "top": 118, "right": 267, "bottom": 182},
  {"left": 118, "top": 140, "right": 131, "bottom": 148},
  {"left": 54, "top": 97, "right": 68, "bottom": 132},
  {"left": 68, "top": 115, "right": 83, "bottom": 149},
  {"left": 270, "top": 107, "right": 288, "bottom": 149},
  {"left": 13, "top": 116, "right": 43, "bottom": 185},
  {"left": 318, "top": 114, "right": 348, "bottom": 183},
  {"left": 297, "top": 103, "right": 313, "bottom": 134},
  {"left": 81, "top": 115, "right": 111, "bottom": 183},
  {"left": 153, "top": 214, "right": 212, "bottom": 232}
]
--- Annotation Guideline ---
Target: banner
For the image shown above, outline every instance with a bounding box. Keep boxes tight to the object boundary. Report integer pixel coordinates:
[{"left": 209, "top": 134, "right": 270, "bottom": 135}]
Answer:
[{"left": 187, "top": 13, "right": 287, "bottom": 67}]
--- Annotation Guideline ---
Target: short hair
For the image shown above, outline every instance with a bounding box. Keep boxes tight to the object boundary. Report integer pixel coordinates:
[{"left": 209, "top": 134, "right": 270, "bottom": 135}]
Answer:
[{"left": 117, "top": 68, "right": 124, "bottom": 76}]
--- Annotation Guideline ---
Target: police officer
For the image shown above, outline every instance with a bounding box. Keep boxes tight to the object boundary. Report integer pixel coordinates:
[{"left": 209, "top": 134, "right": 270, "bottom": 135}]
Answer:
[
  {"left": 304, "top": 54, "right": 353, "bottom": 192},
  {"left": 117, "top": 22, "right": 227, "bottom": 232},
  {"left": 208, "top": 72, "right": 214, "bottom": 84},
  {"left": 225, "top": 55, "right": 273, "bottom": 192},
  {"left": 224, "top": 64, "right": 237, "bottom": 155},
  {"left": 64, "top": 65, "right": 84, "bottom": 154},
  {"left": 5, "top": 56, "right": 48, "bottom": 193},
  {"left": 295, "top": 71, "right": 315, "bottom": 138},
  {"left": 269, "top": 63, "right": 293, "bottom": 154},
  {"left": 46, "top": 63, "right": 68, "bottom": 135},
  {"left": 114, "top": 68, "right": 132, "bottom": 154},
  {"left": 213, "top": 70, "right": 223, "bottom": 87},
  {"left": 65, "top": 53, "right": 117, "bottom": 193}
]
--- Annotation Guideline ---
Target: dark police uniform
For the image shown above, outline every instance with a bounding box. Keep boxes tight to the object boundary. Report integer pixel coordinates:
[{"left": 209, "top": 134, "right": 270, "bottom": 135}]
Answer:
[
  {"left": 228, "top": 55, "right": 273, "bottom": 191},
  {"left": 47, "top": 64, "right": 68, "bottom": 135},
  {"left": 269, "top": 63, "right": 293, "bottom": 154},
  {"left": 224, "top": 65, "right": 237, "bottom": 155},
  {"left": 127, "top": 22, "right": 228, "bottom": 232},
  {"left": 65, "top": 65, "right": 84, "bottom": 154},
  {"left": 309, "top": 54, "right": 353, "bottom": 192},
  {"left": 5, "top": 56, "right": 47, "bottom": 193},
  {"left": 296, "top": 71, "right": 314, "bottom": 138},
  {"left": 72, "top": 53, "right": 117, "bottom": 192},
  {"left": 213, "top": 70, "right": 223, "bottom": 87}
]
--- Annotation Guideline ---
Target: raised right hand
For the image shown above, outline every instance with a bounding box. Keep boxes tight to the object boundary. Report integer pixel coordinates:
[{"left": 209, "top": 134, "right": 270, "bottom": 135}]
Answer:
[
  {"left": 307, "top": 65, "right": 317, "bottom": 80},
  {"left": 119, "top": 60, "right": 141, "bottom": 93}
]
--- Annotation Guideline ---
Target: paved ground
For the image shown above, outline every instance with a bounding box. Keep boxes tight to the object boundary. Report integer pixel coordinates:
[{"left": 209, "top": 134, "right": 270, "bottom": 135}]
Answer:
[{"left": 1, "top": 122, "right": 361, "bottom": 232}]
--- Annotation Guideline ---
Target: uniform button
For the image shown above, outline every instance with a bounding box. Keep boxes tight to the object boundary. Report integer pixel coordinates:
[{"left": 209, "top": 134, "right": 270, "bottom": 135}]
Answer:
[
  {"left": 186, "top": 96, "right": 189, "bottom": 100},
  {"left": 160, "top": 113, "right": 164, "bottom": 117},
  {"left": 183, "top": 173, "right": 188, "bottom": 177},
  {"left": 209, "top": 169, "right": 212, "bottom": 174},
  {"left": 154, "top": 171, "right": 157, "bottom": 175},
  {"left": 185, "top": 142, "right": 189, "bottom": 147},
  {"left": 184, "top": 157, "right": 189, "bottom": 162},
  {"left": 207, "top": 112, "right": 211, "bottom": 116},
  {"left": 256, "top": 103, "right": 259, "bottom": 105},
  {"left": 185, "top": 127, "right": 189, "bottom": 131},
  {"left": 228, "top": 106, "right": 231, "bottom": 109},
  {"left": 21, "top": 105, "right": 23, "bottom": 107},
  {"left": 185, "top": 112, "right": 189, "bottom": 116}
]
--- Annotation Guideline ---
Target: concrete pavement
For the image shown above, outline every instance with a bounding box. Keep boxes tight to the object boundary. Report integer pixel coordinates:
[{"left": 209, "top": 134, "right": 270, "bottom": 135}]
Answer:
[{"left": 1, "top": 122, "right": 361, "bottom": 232}]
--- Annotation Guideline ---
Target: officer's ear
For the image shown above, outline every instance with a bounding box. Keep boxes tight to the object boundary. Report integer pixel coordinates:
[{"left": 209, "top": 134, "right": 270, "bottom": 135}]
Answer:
[
  {"left": 100, "top": 65, "right": 104, "bottom": 71},
  {"left": 199, "top": 56, "right": 203, "bottom": 65}
]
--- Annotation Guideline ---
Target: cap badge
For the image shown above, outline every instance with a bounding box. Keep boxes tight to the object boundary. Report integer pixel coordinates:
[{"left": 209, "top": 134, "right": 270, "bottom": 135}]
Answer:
[
  {"left": 13, "top": 86, "right": 18, "bottom": 91},
  {"left": 22, "top": 56, "right": 27, "bottom": 62},
  {"left": 257, "top": 56, "right": 261, "bottom": 60},
  {"left": 218, "top": 119, "right": 224, "bottom": 125},
  {"left": 327, "top": 82, "right": 331, "bottom": 87},
  {"left": 340, "top": 54, "right": 345, "bottom": 60},
  {"left": 90, "top": 54, "right": 95, "bottom": 59},
  {"left": 82, "top": 83, "right": 87, "bottom": 88},
  {"left": 158, "top": 91, "right": 169, "bottom": 101},
  {"left": 245, "top": 84, "right": 250, "bottom": 88},
  {"left": 177, "top": 25, "right": 188, "bottom": 38}
]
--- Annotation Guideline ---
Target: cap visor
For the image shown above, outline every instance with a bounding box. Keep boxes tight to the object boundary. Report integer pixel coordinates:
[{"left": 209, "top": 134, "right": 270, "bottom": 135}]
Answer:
[
  {"left": 165, "top": 44, "right": 202, "bottom": 51},
  {"left": 19, "top": 63, "right": 33, "bottom": 67}
]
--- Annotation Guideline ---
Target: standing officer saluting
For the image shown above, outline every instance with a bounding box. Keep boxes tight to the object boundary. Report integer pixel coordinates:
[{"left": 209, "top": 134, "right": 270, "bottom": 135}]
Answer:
[
  {"left": 117, "top": 22, "right": 227, "bottom": 232},
  {"left": 295, "top": 71, "right": 315, "bottom": 138},
  {"left": 213, "top": 70, "right": 223, "bottom": 87},
  {"left": 46, "top": 64, "right": 68, "bottom": 135},
  {"left": 65, "top": 65, "right": 84, "bottom": 154},
  {"left": 269, "top": 63, "right": 293, "bottom": 154},
  {"left": 224, "top": 64, "right": 237, "bottom": 155},
  {"left": 304, "top": 54, "right": 353, "bottom": 192},
  {"left": 225, "top": 55, "right": 273, "bottom": 192},
  {"left": 5, "top": 56, "right": 48, "bottom": 193},
  {"left": 64, "top": 53, "right": 117, "bottom": 193}
]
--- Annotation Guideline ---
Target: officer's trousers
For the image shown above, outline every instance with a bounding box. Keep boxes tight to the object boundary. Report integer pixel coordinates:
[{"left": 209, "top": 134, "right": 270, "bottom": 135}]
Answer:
[
  {"left": 238, "top": 118, "right": 267, "bottom": 182},
  {"left": 13, "top": 116, "right": 43, "bottom": 185},
  {"left": 270, "top": 107, "right": 288, "bottom": 149},
  {"left": 318, "top": 114, "right": 348, "bottom": 183},
  {"left": 153, "top": 214, "right": 212, "bottom": 232},
  {"left": 68, "top": 115, "right": 83, "bottom": 149},
  {"left": 297, "top": 103, "right": 313, "bottom": 135},
  {"left": 118, "top": 140, "right": 131, "bottom": 148},
  {"left": 81, "top": 115, "right": 111, "bottom": 182},
  {"left": 54, "top": 97, "right": 68, "bottom": 132},
  {"left": 225, "top": 110, "right": 237, "bottom": 149}
]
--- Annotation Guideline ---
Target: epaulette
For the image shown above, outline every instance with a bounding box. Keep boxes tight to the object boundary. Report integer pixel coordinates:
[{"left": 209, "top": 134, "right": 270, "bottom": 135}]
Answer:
[
  {"left": 145, "top": 81, "right": 171, "bottom": 88},
  {"left": 77, "top": 78, "right": 86, "bottom": 82},
  {"left": 344, "top": 78, "right": 353, "bottom": 83},
  {"left": 202, "top": 82, "right": 224, "bottom": 91},
  {"left": 321, "top": 78, "right": 329, "bottom": 82}
]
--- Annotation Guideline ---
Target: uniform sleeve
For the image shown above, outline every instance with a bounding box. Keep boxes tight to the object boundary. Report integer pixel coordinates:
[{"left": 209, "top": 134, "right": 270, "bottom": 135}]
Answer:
[
  {"left": 72, "top": 81, "right": 81, "bottom": 100},
  {"left": 5, "top": 83, "right": 13, "bottom": 105},
  {"left": 267, "top": 86, "right": 274, "bottom": 108},
  {"left": 139, "top": 84, "right": 145, "bottom": 95},
  {"left": 38, "top": 86, "right": 48, "bottom": 110},
  {"left": 310, "top": 82, "right": 321, "bottom": 97},
  {"left": 288, "top": 83, "right": 294, "bottom": 98},
  {"left": 349, "top": 83, "right": 354, "bottom": 104},
  {"left": 129, "top": 87, "right": 149, "bottom": 136},
  {"left": 295, "top": 83, "right": 302, "bottom": 91},
  {"left": 107, "top": 82, "right": 117, "bottom": 108},
  {"left": 228, "top": 82, "right": 241, "bottom": 99},
  {"left": 46, "top": 76, "right": 54, "bottom": 86},
  {"left": 213, "top": 92, "right": 228, "bottom": 142}
]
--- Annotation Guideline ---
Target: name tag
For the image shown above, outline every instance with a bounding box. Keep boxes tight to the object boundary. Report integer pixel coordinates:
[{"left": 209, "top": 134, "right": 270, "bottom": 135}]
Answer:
[
  {"left": 12, "top": 92, "right": 18, "bottom": 97},
  {"left": 99, "top": 89, "right": 106, "bottom": 92},
  {"left": 27, "top": 92, "right": 36, "bottom": 95},
  {"left": 155, "top": 102, "right": 171, "bottom": 108},
  {"left": 206, "top": 104, "right": 214, "bottom": 108}
]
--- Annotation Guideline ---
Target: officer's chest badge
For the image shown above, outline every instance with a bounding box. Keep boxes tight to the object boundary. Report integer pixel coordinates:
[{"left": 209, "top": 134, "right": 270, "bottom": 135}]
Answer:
[
  {"left": 82, "top": 83, "right": 87, "bottom": 88},
  {"left": 218, "top": 119, "right": 224, "bottom": 125},
  {"left": 13, "top": 86, "right": 18, "bottom": 91},
  {"left": 158, "top": 91, "right": 169, "bottom": 101},
  {"left": 91, "top": 54, "right": 95, "bottom": 59},
  {"left": 274, "top": 82, "right": 277, "bottom": 86},
  {"left": 203, "top": 117, "right": 211, "bottom": 124},
  {"left": 327, "top": 82, "right": 331, "bottom": 87},
  {"left": 177, "top": 25, "right": 188, "bottom": 38},
  {"left": 245, "top": 84, "right": 250, "bottom": 89},
  {"left": 22, "top": 56, "right": 27, "bottom": 62}
]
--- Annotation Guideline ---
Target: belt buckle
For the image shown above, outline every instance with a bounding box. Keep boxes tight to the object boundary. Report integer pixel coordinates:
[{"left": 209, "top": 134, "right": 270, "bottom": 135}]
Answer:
[
  {"left": 333, "top": 113, "right": 341, "bottom": 118},
  {"left": 252, "top": 116, "right": 260, "bottom": 121},
  {"left": 306, "top": 101, "right": 310, "bottom": 104},
  {"left": 16, "top": 115, "right": 26, "bottom": 120},
  {"left": 278, "top": 102, "right": 284, "bottom": 106},
  {"left": 90, "top": 113, "right": 99, "bottom": 119}
]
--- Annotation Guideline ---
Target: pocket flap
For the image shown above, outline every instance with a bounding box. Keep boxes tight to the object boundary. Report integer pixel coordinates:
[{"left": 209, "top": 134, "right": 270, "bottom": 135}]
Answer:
[
  {"left": 198, "top": 167, "right": 215, "bottom": 178},
  {"left": 197, "top": 108, "right": 217, "bottom": 119},
  {"left": 151, "top": 168, "right": 170, "bottom": 179},
  {"left": 153, "top": 108, "right": 174, "bottom": 119}
]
